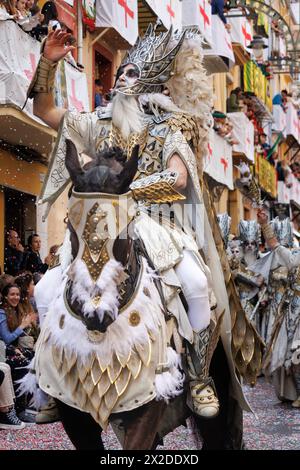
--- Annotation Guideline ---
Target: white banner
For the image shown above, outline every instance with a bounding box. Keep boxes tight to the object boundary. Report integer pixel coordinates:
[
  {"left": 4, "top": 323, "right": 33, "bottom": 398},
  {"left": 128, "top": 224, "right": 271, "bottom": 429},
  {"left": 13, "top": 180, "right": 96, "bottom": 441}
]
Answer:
[
  {"left": 286, "top": 102, "right": 300, "bottom": 143},
  {"left": 64, "top": 62, "right": 90, "bottom": 112},
  {"left": 204, "top": 131, "right": 233, "bottom": 189},
  {"left": 0, "top": 20, "right": 40, "bottom": 118},
  {"left": 96, "top": 0, "right": 138, "bottom": 45},
  {"left": 228, "top": 14, "right": 252, "bottom": 49},
  {"left": 203, "top": 14, "right": 235, "bottom": 65},
  {"left": 145, "top": 0, "right": 182, "bottom": 30},
  {"left": 278, "top": 176, "right": 300, "bottom": 207},
  {"left": 228, "top": 112, "right": 254, "bottom": 163},
  {"left": 277, "top": 181, "right": 290, "bottom": 205},
  {"left": 0, "top": 20, "right": 90, "bottom": 118},
  {"left": 182, "top": 0, "right": 212, "bottom": 46},
  {"left": 272, "top": 105, "right": 287, "bottom": 137},
  {"left": 289, "top": 174, "right": 300, "bottom": 206}
]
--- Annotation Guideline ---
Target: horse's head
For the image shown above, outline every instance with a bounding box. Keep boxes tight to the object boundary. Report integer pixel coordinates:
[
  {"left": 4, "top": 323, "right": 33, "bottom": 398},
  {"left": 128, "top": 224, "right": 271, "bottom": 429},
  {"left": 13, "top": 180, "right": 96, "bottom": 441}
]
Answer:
[{"left": 65, "top": 139, "right": 139, "bottom": 194}]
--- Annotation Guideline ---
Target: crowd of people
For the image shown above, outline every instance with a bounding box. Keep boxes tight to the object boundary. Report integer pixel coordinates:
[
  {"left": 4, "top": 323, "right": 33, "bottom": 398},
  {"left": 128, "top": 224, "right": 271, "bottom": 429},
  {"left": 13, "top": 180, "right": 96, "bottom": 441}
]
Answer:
[
  {"left": 0, "top": 230, "right": 60, "bottom": 430},
  {"left": 0, "top": 0, "right": 79, "bottom": 67},
  {"left": 218, "top": 206, "right": 300, "bottom": 409}
]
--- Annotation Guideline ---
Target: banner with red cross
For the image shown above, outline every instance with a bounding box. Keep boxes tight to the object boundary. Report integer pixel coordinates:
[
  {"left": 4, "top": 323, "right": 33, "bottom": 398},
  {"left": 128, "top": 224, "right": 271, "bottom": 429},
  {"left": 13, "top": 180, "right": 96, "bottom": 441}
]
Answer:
[
  {"left": 182, "top": 0, "right": 212, "bottom": 46},
  {"left": 228, "top": 14, "right": 252, "bottom": 49},
  {"left": 96, "top": 0, "right": 138, "bottom": 45},
  {"left": 228, "top": 112, "right": 255, "bottom": 163},
  {"left": 203, "top": 14, "right": 235, "bottom": 65},
  {"left": 204, "top": 130, "right": 233, "bottom": 189},
  {"left": 145, "top": 0, "right": 182, "bottom": 30},
  {"left": 0, "top": 20, "right": 90, "bottom": 118},
  {"left": 64, "top": 61, "right": 90, "bottom": 113}
]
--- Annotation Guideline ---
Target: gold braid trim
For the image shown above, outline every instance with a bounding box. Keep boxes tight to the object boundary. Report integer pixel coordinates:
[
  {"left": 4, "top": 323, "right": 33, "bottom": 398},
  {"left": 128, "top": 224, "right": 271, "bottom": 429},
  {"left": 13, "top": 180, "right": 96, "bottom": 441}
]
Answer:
[
  {"left": 203, "top": 180, "right": 265, "bottom": 385},
  {"left": 167, "top": 113, "right": 206, "bottom": 178},
  {"left": 261, "top": 223, "right": 276, "bottom": 241},
  {"left": 130, "top": 170, "right": 186, "bottom": 204},
  {"left": 27, "top": 55, "right": 58, "bottom": 99}
]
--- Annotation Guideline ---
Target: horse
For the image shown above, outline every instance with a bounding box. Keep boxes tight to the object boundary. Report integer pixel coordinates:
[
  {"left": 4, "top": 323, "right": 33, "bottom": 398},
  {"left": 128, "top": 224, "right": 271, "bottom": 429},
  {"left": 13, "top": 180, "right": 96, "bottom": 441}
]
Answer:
[{"left": 32, "top": 140, "right": 244, "bottom": 450}]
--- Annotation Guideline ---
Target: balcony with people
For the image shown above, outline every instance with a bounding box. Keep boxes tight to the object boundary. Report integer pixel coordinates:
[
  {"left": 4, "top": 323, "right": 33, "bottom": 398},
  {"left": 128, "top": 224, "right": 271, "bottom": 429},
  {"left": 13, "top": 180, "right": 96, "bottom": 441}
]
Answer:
[{"left": 0, "top": 5, "right": 88, "bottom": 162}]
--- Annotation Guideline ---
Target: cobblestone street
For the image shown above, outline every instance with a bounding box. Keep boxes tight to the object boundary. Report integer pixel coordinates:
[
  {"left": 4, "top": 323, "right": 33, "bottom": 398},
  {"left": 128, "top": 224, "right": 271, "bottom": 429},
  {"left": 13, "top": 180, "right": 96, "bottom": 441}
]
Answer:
[{"left": 0, "top": 378, "right": 299, "bottom": 450}]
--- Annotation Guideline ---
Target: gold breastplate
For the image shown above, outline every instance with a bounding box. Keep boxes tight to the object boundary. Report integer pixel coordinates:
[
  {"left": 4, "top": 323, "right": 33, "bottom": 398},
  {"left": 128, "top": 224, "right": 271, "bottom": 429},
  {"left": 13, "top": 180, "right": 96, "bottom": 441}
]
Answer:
[{"left": 96, "top": 121, "right": 169, "bottom": 182}]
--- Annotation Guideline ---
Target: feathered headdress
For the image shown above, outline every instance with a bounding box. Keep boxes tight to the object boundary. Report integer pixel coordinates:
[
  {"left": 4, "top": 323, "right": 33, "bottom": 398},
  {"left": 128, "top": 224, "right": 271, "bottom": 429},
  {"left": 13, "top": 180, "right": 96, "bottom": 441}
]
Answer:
[
  {"left": 238, "top": 220, "right": 261, "bottom": 245},
  {"left": 118, "top": 24, "right": 188, "bottom": 95},
  {"left": 217, "top": 213, "right": 232, "bottom": 247},
  {"left": 271, "top": 217, "right": 293, "bottom": 248}
]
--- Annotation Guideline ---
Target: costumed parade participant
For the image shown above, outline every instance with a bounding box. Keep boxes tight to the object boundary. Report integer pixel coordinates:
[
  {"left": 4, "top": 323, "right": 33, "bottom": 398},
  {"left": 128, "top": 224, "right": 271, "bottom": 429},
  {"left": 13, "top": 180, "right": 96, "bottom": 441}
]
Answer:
[
  {"left": 19, "top": 26, "right": 263, "bottom": 450},
  {"left": 254, "top": 212, "right": 300, "bottom": 406},
  {"left": 217, "top": 215, "right": 264, "bottom": 336},
  {"left": 252, "top": 215, "right": 294, "bottom": 346},
  {"left": 235, "top": 221, "right": 265, "bottom": 332}
]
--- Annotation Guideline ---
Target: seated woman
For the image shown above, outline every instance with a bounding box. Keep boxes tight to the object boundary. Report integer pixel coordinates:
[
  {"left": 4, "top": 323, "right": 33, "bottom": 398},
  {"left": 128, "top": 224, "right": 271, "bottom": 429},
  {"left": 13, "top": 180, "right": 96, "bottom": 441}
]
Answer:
[
  {"left": 0, "top": 284, "right": 36, "bottom": 419},
  {"left": 15, "top": 0, "right": 43, "bottom": 32},
  {"left": 0, "top": 0, "right": 19, "bottom": 20},
  {"left": 15, "top": 272, "right": 39, "bottom": 344}
]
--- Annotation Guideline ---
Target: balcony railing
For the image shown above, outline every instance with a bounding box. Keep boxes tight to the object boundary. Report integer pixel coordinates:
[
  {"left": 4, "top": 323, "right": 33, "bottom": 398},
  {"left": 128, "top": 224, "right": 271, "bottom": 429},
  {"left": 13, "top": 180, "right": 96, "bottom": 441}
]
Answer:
[
  {"left": 0, "top": 20, "right": 89, "bottom": 158},
  {"left": 0, "top": 20, "right": 89, "bottom": 120}
]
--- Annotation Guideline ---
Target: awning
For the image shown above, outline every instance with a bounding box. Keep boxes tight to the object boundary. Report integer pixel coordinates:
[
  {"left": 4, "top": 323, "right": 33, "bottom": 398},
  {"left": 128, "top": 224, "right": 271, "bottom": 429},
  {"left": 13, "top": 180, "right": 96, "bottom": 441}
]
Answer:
[
  {"left": 228, "top": 112, "right": 255, "bottom": 163},
  {"left": 95, "top": 0, "right": 138, "bottom": 45},
  {"left": 0, "top": 105, "right": 56, "bottom": 162},
  {"left": 203, "top": 130, "right": 233, "bottom": 189}
]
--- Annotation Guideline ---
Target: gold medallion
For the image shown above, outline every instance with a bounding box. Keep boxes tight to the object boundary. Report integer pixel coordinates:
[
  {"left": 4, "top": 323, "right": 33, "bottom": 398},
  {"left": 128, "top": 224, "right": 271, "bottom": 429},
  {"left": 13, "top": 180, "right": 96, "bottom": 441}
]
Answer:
[{"left": 128, "top": 310, "right": 141, "bottom": 327}]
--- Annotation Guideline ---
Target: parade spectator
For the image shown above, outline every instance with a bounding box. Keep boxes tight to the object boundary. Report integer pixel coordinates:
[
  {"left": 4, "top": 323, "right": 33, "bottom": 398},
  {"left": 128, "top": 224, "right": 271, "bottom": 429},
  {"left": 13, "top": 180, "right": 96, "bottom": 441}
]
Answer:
[
  {"left": 211, "top": 0, "right": 231, "bottom": 30},
  {"left": 60, "top": 22, "right": 77, "bottom": 67},
  {"left": 15, "top": 272, "right": 39, "bottom": 344},
  {"left": 95, "top": 79, "right": 107, "bottom": 108},
  {"left": 0, "top": 274, "right": 14, "bottom": 302},
  {"left": 272, "top": 89, "right": 289, "bottom": 112},
  {"left": 15, "top": 0, "right": 43, "bottom": 31},
  {"left": 212, "top": 111, "right": 238, "bottom": 145},
  {"left": 4, "top": 230, "right": 24, "bottom": 276},
  {"left": 41, "top": 0, "right": 60, "bottom": 31},
  {"left": 226, "top": 87, "right": 244, "bottom": 113},
  {"left": 0, "top": 363, "right": 25, "bottom": 429},
  {"left": 21, "top": 234, "right": 50, "bottom": 275},
  {"left": 0, "top": 0, "right": 19, "bottom": 20},
  {"left": 0, "top": 283, "right": 35, "bottom": 421}
]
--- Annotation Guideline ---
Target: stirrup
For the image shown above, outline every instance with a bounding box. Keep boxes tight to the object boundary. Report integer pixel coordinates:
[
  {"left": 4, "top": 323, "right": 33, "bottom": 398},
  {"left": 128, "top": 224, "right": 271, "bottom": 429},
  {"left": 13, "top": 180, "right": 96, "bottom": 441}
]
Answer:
[{"left": 190, "top": 380, "right": 219, "bottom": 418}]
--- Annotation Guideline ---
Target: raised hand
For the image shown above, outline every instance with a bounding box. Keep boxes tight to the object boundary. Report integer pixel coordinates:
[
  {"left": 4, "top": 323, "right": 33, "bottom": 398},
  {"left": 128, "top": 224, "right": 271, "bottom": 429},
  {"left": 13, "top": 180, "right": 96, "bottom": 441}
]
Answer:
[
  {"left": 257, "top": 208, "right": 268, "bottom": 226},
  {"left": 43, "top": 29, "right": 75, "bottom": 63}
]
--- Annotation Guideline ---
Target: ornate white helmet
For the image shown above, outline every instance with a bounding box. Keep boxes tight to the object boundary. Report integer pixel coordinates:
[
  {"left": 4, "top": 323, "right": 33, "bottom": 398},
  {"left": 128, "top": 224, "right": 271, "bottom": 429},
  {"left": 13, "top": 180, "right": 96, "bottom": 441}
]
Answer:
[
  {"left": 271, "top": 217, "right": 293, "bottom": 248},
  {"left": 238, "top": 220, "right": 261, "bottom": 245},
  {"left": 117, "top": 24, "right": 189, "bottom": 95},
  {"left": 217, "top": 213, "right": 231, "bottom": 247}
]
